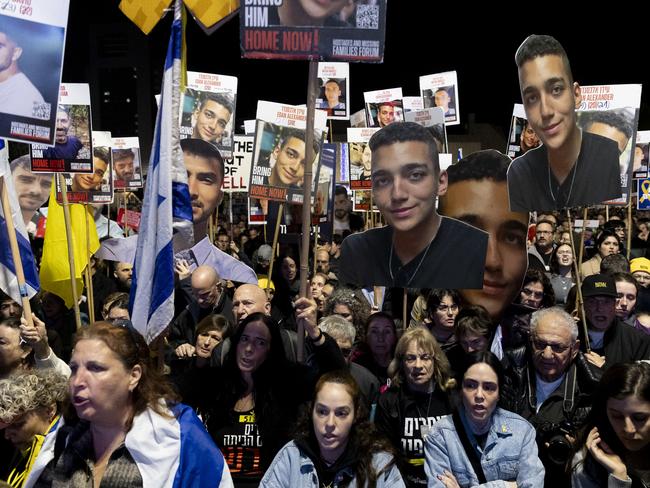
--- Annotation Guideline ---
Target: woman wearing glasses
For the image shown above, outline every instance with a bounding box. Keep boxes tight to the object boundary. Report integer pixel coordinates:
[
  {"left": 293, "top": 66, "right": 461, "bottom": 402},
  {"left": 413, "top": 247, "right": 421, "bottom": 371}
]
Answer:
[{"left": 375, "top": 327, "right": 455, "bottom": 487}]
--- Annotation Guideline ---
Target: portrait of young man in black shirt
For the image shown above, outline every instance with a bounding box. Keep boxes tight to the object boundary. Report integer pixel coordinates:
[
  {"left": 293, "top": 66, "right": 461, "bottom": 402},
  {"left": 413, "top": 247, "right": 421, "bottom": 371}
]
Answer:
[{"left": 339, "top": 121, "right": 488, "bottom": 289}]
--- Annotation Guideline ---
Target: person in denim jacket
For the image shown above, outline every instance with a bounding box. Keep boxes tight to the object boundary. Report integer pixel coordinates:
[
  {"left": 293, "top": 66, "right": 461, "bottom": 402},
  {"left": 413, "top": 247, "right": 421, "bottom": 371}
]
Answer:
[
  {"left": 261, "top": 371, "right": 405, "bottom": 487},
  {"left": 424, "top": 351, "right": 545, "bottom": 487}
]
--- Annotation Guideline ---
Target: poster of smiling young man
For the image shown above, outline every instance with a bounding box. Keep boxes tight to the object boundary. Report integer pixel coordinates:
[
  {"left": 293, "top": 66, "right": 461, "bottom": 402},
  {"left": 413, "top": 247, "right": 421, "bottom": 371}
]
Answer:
[
  {"left": 30, "top": 83, "right": 92, "bottom": 173},
  {"left": 180, "top": 71, "right": 237, "bottom": 157},
  {"left": 420, "top": 71, "right": 460, "bottom": 126},
  {"left": 0, "top": 1, "right": 68, "bottom": 145},
  {"left": 316, "top": 62, "right": 349, "bottom": 120},
  {"left": 111, "top": 137, "right": 142, "bottom": 190},
  {"left": 240, "top": 0, "right": 387, "bottom": 62},
  {"left": 363, "top": 87, "right": 404, "bottom": 128},
  {"left": 347, "top": 127, "right": 379, "bottom": 190},
  {"left": 57, "top": 130, "right": 114, "bottom": 204},
  {"left": 576, "top": 84, "right": 641, "bottom": 206},
  {"left": 249, "top": 100, "right": 327, "bottom": 204}
]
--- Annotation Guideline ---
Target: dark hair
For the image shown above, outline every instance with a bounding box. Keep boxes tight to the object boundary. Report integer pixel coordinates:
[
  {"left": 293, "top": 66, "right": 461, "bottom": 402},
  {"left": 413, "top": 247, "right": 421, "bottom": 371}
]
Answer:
[
  {"left": 426, "top": 289, "right": 461, "bottom": 320},
  {"left": 220, "top": 312, "right": 287, "bottom": 410},
  {"left": 112, "top": 148, "right": 135, "bottom": 162},
  {"left": 515, "top": 34, "right": 573, "bottom": 83},
  {"left": 0, "top": 317, "right": 34, "bottom": 371},
  {"left": 519, "top": 268, "right": 556, "bottom": 308},
  {"left": 106, "top": 294, "right": 129, "bottom": 314},
  {"left": 195, "top": 314, "right": 232, "bottom": 340},
  {"left": 180, "top": 137, "right": 224, "bottom": 179},
  {"left": 575, "top": 362, "right": 650, "bottom": 477},
  {"left": 335, "top": 185, "right": 349, "bottom": 198},
  {"left": 368, "top": 121, "right": 439, "bottom": 171},
  {"left": 278, "top": 127, "right": 320, "bottom": 156},
  {"left": 457, "top": 351, "right": 504, "bottom": 393},
  {"left": 549, "top": 243, "right": 576, "bottom": 278},
  {"left": 73, "top": 322, "right": 179, "bottom": 427},
  {"left": 600, "top": 253, "right": 629, "bottom": 275},
  {"left": 455, "top": 305, "right": 493, "bottom": 339},
  {"left": 612, "top": 272, "right": 638, "bottom": 293},
  {"left": 93, "top": 147, "right": 110, "bottom": 166},
  {"left": 445, "top": 149, "right": 510, "bottom": 185},
  {"left": 579, "top": 110, "right": 634, "bottom": 143},
  {"left": 293, "top": 371, "right": 397, "bottom": 488},
  {"left": 595, "top": 230, "right": 621, "bottom": 257},
  {"left": 323, "top": 79, "right": 341, "bottom": 89},
  {"left": 536, "top": 219, "right": 557, "bottom": 231},
  {"left": 199, "top": 92, "right": 234, "bottom": 114}
]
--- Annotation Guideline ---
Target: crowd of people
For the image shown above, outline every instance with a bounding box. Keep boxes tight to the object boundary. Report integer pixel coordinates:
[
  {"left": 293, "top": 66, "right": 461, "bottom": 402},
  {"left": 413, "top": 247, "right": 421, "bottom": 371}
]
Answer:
[{"left": 2, "top": 183, "right": 650, "bottom": 487}]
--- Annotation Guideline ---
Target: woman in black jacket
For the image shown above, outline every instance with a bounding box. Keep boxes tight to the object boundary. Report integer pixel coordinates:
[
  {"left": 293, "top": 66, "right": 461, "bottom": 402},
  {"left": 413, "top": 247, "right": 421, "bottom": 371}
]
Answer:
[{"left": 177, "top": 310, "right": 346, "bottom": 488}]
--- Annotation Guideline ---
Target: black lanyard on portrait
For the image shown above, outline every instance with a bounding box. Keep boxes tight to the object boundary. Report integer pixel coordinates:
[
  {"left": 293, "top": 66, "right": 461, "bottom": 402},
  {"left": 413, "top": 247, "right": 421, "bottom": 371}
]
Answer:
[{"left": 451, "top": 410, "right": 487, "bottom": 484}]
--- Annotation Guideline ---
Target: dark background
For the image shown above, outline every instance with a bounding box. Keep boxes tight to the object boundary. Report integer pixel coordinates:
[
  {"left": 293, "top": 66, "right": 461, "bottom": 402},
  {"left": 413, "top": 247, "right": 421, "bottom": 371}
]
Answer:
[{"left": 63, "top": 2, "right": 648, "bottom": 163}]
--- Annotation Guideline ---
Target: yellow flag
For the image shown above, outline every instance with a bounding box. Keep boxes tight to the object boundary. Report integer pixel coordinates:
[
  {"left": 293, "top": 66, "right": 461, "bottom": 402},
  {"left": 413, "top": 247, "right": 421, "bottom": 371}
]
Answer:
[
  {"left": 39, "top": 181, "right": 100, "bottom": 309},
  {"left": 184, "top": 0, "right": 239, "bottom": 29},
  {"left": 119, "top": 0, "right": 172, "bottom": 35}
]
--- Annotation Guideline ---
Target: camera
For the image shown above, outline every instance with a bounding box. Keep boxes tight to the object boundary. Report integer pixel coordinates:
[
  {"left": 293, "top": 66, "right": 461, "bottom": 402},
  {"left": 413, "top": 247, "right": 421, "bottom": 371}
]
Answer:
[{"left": 537, "top": 420, "right": 576, "bottom": 466}]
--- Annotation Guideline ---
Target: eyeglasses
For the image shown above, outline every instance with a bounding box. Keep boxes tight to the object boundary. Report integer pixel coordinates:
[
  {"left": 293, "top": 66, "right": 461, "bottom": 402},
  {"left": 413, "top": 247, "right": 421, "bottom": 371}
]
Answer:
[
  {"left": 404, "top": 353, "right": 433, "bottom": 364},
  {"left": 437, "top": 304, "right": 459, "bottom": 314},
  {"left": 531, "top": 339, "right": 571, "bottom": 354},
  {"left": 521, "top": 287, "right": 544, "bottom": 300},
  {"left": 537, "top": 230, "right": 552, "bottom": 235}
]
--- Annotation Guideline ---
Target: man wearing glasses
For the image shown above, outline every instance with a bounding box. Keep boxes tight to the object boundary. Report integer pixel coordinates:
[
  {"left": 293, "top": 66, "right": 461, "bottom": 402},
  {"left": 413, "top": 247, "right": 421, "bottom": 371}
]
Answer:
[
  {"left": 500, "top": 306, "right": 597, "bottom": 486},
  {"left": 529, "top": 219, "right": 556, "bottom": 270},
  {"left": 580, "top": 274, "right": 650, "bottom": 369}
]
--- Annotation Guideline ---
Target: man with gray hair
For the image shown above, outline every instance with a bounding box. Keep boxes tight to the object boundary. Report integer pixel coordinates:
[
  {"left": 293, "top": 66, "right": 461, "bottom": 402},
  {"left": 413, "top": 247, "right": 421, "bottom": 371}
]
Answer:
[
  {"left": 501, "top": 306, "right": 599, "bottom": 486},
  {"left": 319, "top": 315, "right": 379, "bottom": 414}
]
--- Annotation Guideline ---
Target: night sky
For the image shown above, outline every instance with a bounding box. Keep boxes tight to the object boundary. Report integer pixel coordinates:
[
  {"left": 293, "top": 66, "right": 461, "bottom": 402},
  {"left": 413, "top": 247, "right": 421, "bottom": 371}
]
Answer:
[{"left": 62, "top": 2, "right": 648, "bottom": 146}]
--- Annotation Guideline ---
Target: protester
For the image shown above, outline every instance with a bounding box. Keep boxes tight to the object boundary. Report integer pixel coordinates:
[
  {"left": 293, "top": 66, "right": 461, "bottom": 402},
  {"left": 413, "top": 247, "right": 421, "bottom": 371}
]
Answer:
[
  {"left": 260, "top": 371, "right": 405, "bottom": 487},
  {"left": 571, "top": 362, "right": 650, "bottom": 487},
  {"left": 376, "top": 327, "right": 454, "bottom": 487},
  {"left": 424, "top": 351, "right": 545, "bottom": 487},
  {"left": 31, "top": 322, "right": 232, "bottom": 486}
]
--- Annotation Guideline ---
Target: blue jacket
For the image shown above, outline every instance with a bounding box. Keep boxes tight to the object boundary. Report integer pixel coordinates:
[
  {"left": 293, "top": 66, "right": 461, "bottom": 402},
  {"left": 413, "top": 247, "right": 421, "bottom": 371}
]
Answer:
[
  {"left": 424, "top": 408, "right": 545, "bottom": 488},
  {"left": 260, "top": 440, "right": 405, "bottom": 487}
]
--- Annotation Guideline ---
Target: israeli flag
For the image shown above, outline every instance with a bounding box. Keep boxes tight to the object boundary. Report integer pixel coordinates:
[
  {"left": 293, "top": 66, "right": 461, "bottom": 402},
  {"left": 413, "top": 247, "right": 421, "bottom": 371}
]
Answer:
[
  {"left": 130, "top": 0, "right": 193, "bottom": 343},
  {"left": 24, "top": 404, "right": 233, "bottom": 487},
  {"left": 0, "top": 139, "right": 39, "bottom": 303}
]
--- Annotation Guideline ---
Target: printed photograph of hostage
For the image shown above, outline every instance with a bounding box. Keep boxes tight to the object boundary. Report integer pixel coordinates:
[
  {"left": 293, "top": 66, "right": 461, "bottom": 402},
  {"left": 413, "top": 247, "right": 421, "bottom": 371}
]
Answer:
[
  {"left": 507, "top": 34, "right": 621, "bottom": 212},
  {"left": 60, "top": 147, "right": 113, "bottom": 204},
  {"left": 249, "top": 121, "right": 322, "bottom": 204},
  {"left": 317, "top": 78, "right": 346, "bottom": 117},
  {"left": 10, "top": 153, "right": 52, "bottom": 226},
  {"left": 181, "top": 89, "right": 235, "bottom": 152},
  {"left": 112, "top": 146, "right": 142, "bottom": 190},
  {"left": 338, "top": 121, "right": 488, "bottom": 289}
]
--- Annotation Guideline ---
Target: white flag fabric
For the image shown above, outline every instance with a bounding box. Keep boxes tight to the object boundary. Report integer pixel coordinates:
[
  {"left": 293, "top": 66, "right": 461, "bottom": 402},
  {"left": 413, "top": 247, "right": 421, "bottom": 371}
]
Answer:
[
  {"left": 129, "top": 0, "right": 193, "bottom": 343},
  {"left": 0, "top": 139, "right": 39, "bottom": 303}
]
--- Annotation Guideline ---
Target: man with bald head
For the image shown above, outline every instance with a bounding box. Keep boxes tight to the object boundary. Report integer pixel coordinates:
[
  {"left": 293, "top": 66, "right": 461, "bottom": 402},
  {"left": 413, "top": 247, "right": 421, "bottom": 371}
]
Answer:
[
  {"left": 170, "top": 265, "right": 235, "bottom": 357},
  {"left": 207, "top": 283, "right": 298, "bottom": 364},
  {"left": 232, "top": 284, "right": 271, "bottom": 323}
]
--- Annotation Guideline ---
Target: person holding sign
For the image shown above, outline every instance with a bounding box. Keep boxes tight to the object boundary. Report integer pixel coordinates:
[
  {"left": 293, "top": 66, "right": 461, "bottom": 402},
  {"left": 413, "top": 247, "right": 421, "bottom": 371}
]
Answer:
[{"left": 507, "top": 35, "right": 621, "bottom": 212}]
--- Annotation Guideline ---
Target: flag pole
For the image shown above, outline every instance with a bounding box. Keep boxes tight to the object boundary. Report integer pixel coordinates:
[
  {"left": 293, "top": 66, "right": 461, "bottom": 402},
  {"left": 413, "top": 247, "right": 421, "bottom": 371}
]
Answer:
[
  {"left": 58, "top": 174, "right": 82, "bottom": 331},
  {"left": 84, "top": 203, "right": 95, "bottom": 324},
  {"left": 0, "top": 175, "right": 34, "bottom": 327},
  {"left": 298, "top": 60, "right": 319, "bottom": 363}
]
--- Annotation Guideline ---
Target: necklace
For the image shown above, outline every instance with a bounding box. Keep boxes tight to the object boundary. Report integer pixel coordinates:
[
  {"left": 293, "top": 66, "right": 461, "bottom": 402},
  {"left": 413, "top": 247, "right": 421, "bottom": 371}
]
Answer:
[
  {"left": 415, "top": 389, "right": 434, "bottom": 439},
  {"left": 389, "top": 234, "right": 435, "bottom": 287},
  {"left": 548, "top": 158, "right": 578, "bottom": 208}
]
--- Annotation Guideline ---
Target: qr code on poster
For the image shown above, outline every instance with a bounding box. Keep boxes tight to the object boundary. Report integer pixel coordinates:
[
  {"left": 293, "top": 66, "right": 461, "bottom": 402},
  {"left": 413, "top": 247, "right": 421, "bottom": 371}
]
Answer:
[
  {"left": 355, "top": 5, "right": 378, "bottom": 29},
  {"left": 32, "top": 102, "right": 51, "bottom": 120}
]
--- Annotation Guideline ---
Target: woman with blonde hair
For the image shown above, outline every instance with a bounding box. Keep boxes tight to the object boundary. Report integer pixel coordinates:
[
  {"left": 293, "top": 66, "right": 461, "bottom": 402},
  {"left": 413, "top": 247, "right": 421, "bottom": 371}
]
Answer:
[{"left": 375, "top": 327, "right": 455, "bottom": 487}]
